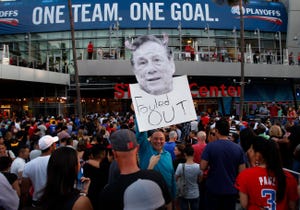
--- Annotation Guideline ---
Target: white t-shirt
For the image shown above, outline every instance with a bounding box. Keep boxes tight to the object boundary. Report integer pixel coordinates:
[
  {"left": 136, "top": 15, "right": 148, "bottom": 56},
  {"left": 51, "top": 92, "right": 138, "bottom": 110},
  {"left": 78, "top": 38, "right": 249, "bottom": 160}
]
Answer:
[
  {"left": 38, "top": 124, "right": 47, "bottom": 136},
  {"left": 22, "top": 155, "right": 50, "bottom": 201},
  {"left": 190, "top": 120, "right": 199, "bottom": 132},
  {"left": 0, "top": 172, "right": 19, "bottom": 210},
  {"left": 7, "top": 150, "right": 16, "bottom": 159},
  {"left": 10, "top": 157, "right": 26, "bottom": 177}
]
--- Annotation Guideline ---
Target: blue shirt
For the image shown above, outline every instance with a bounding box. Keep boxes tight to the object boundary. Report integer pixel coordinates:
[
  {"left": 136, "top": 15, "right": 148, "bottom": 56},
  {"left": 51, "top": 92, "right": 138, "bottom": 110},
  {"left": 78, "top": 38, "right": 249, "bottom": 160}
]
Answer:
[
  {"left": 201, "top": 139, "right": 245, "bottom": 194},
  {"left": 164, "top": 142, "right": 176, "bottom": 160},
  {"left": 135, "top": 121, "right": 176, "bottom": 198}
]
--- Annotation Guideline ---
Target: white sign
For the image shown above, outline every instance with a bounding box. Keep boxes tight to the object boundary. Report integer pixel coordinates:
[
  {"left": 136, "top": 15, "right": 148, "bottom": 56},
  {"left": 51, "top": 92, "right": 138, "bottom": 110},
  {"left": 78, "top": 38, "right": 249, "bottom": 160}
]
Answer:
[{"left": 130, "top": 75, "right": 197, "bottom": 132}]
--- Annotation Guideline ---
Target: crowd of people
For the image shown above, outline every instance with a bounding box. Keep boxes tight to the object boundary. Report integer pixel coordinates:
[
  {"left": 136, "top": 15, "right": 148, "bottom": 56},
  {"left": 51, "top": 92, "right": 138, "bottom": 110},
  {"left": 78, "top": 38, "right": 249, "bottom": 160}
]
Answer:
[
  {"left": 2, "top": 32, "right": 300, "bottom": 210},
  {"left": 0, "top": 108, "right": 299, "bottom": 209}
]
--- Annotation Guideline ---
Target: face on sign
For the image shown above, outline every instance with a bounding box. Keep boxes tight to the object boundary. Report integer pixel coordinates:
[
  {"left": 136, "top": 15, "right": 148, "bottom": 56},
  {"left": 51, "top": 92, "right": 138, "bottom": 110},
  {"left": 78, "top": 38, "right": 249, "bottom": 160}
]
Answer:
[{"left": 129, "top": 35, "right": 175, "bottom": 95}]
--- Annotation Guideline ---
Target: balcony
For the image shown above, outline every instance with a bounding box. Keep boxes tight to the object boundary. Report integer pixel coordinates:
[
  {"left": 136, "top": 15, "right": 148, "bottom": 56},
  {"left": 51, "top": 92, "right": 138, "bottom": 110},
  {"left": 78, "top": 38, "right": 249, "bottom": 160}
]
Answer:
[{"left": 77, "top": 58, "right": 300, "bottom": 79}]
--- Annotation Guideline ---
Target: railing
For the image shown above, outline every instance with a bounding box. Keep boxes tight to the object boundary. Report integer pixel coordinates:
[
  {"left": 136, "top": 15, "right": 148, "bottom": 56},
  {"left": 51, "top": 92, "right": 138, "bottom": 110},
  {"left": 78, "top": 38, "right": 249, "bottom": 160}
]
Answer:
[
  {"left": 75, "top": 48, "right": 297, "bottom": 65},
  {"left": 7, "top": 55, "right": 69, "bottom": 73},
  {"left": 172, "top": 51, "right": 298, "bottom": 65},
  {"left": 5, "top": 50, "right": 300, "bottom": 74}
]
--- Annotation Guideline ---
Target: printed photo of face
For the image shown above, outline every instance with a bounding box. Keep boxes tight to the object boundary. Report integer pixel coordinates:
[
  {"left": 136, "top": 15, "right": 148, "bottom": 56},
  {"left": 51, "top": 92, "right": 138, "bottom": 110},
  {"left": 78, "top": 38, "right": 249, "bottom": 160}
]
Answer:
[{"left": 129, "top": 35, "right": 175, "bottom": 95}]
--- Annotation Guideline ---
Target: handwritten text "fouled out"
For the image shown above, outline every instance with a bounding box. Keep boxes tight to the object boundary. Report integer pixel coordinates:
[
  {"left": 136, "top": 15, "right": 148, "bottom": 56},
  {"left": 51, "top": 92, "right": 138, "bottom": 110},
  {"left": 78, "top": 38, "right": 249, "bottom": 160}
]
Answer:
[{"left": 134, "top": 94, "right": 188, "bottom": 126}]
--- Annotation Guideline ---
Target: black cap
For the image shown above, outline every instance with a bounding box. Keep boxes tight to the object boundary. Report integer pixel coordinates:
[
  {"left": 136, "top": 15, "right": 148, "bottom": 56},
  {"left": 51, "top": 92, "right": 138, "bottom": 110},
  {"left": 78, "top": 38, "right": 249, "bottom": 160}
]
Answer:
[{"left": 110, "top": 129, "right": 138, "bottom": 151}]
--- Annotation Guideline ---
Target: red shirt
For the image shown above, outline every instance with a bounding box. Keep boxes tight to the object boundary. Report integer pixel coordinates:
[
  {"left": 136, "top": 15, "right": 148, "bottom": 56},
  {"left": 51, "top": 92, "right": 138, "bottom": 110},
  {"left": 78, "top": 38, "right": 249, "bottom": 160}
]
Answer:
[
  {"left": 87, "top": 43, "right": 94, "bottom": 53},
  {"left": 192, "top": 142, "right": 207, "bottom": 164},
  {"left": 28, "top": 125, "right": 37, "bottom": 139},
  {"left": 269, "top": 105, "right": 279, "bottom": 117},
  {"left": 201, "top": 115, "right": 210, "bottom": 127},
  {"left": 235, "top": 167, "right": 298, "bottom": 210},
  {"left": 185, "top": 45, "right": 192, "bottom": 52}
]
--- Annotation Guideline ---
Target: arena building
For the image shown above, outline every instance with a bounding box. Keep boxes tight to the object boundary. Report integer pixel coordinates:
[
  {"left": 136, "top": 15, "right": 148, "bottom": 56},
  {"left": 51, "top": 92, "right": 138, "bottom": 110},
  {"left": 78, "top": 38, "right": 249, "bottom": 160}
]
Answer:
[{"left": 0, "top": 0, "right": 299, "bottom": 117}]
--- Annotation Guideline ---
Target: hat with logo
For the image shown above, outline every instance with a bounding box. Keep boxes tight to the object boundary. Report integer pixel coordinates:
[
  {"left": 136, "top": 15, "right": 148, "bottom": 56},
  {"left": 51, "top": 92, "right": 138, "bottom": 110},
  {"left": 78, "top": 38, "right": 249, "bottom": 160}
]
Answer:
[
  {"left": 110, "top": 129, "right": 138, "bottom": 151},
  {"left": 123, "top": 179, "right": 165, "bottom": 210},
  {"left": 39, "top": 135, "right": 59, "bottom": 150}
]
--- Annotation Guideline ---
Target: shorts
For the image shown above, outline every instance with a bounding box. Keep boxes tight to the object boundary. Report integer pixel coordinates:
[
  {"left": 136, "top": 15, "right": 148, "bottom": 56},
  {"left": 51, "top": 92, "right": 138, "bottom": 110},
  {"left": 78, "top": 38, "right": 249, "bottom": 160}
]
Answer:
[{"left": 185, "top": 52, "right": 191, "bottom": 58}]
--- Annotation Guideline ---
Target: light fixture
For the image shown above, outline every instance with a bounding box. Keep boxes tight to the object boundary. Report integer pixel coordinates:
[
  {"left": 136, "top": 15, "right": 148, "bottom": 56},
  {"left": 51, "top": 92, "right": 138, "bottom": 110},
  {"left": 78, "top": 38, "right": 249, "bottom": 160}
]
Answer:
[{"left": 233, "top": 78, "right": 251, "bottom": 85}]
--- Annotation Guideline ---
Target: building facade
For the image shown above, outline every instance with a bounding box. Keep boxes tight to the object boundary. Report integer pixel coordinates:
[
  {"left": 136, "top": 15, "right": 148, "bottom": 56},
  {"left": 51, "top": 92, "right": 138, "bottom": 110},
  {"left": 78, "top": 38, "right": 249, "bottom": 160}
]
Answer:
[{"left": 0, "top": 0, "right": 299, "bottom": 118}]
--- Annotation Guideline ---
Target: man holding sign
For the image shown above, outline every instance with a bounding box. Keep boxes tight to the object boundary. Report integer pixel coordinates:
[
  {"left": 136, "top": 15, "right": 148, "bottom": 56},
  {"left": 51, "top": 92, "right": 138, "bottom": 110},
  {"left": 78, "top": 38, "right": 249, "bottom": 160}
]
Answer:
[
  {"left": 127, "top": 34, "right": 197, "bottom": 132},
  {"left": 126, "top": 34, "right": 197, "bottom": 209},
  {"left": 135, "top": 123, "right": 176, "bottom": 203}
]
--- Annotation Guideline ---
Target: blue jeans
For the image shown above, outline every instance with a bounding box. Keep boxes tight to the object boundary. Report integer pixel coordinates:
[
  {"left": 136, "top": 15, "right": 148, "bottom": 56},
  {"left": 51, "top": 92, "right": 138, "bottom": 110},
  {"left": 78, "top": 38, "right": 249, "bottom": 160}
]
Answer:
[{"left": 179, "top": 197, "right": 199, "bottom": 210}]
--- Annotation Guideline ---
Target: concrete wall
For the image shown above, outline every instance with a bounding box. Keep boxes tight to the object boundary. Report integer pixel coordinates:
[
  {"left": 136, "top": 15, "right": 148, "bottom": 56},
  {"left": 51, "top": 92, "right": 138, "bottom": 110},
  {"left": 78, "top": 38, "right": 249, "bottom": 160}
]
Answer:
[
  {"left": 1, "top": 59, "right": 299, "bottom": 86},
  {"left": 287, "top": 0, "right": 300, "bottom": 58},
  {"left": 0, "top": 64, "right": 70, "bottom": 85},
  {"left": 78, "top": 60, "right": 300, "bottom": 79}
]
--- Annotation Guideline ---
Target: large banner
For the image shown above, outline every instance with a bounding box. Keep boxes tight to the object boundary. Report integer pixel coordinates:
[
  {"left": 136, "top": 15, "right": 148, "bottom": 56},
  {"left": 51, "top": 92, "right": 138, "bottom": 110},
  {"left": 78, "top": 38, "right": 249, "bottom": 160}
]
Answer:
[
  {"left": 0, "top": 0, "right": 288, "bottom": 34},
  {"left": 130, "top": 75, "right": 197, "bottom": 132}
]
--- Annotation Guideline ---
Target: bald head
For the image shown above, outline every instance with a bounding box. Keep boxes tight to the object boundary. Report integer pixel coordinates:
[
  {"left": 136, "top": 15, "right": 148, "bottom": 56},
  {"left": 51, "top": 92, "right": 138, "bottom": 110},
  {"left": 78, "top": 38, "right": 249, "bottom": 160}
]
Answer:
[
  {"left": 197, "top": 131, "right": 206, "bottom": 142},
  {"left": 169, "top": 130, "right": 177, "bottom": 140}
]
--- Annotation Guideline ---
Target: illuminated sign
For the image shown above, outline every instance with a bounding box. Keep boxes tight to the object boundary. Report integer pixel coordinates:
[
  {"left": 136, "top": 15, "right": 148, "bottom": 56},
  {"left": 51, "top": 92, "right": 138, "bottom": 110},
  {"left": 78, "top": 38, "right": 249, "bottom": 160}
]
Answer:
[
  {"left": 0, "top": 0, "right": 288, "bottom": 34},
  {"left": 114, "top": 82, "right": 240, "bottom": 99}
]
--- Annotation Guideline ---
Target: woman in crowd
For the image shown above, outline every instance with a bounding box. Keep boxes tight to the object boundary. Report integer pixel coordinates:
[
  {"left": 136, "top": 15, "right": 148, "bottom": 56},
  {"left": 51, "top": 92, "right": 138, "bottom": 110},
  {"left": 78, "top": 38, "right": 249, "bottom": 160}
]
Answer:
[
  {"left": 173, "top": 143, "right": 186, "bottom": 171},
  {"left": 235, "top": 136, "right": 298, "bottom": 210},
  {"left": 40, "top": 146, "right": 93, "bottom": 210},
  {"left": 269, "top": 124, "right": 291, "bottom": 168},
  {"left": 0, "top": 143, "right": 15, "bottom": 160},
  {"left": 239, "top": 127, "right": 256, "bottom": 166},
  {"left": 175, "top": 145, "right": 202, "bottom": 210}
]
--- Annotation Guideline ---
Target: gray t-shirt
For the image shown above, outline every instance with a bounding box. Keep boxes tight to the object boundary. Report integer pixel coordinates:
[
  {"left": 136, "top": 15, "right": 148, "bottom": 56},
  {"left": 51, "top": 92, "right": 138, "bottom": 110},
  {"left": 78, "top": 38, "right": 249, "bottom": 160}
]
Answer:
[{"left": 175, "top": 163, "right": 202, "bottom": 199}]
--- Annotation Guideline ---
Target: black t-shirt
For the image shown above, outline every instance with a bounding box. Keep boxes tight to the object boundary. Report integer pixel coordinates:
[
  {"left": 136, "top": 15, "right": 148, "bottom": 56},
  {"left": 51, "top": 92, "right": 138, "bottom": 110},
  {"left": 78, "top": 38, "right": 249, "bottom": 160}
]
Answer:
[
  {"left": 1, "top": 172, "right": 18, "bottom": 185},
  {"left": 98, "top": 169, "right": 171, "bottom": 210},
  {"left": 41, "top": 190, "right": 80, "bottom": 210},
  {"left": 83, "top": 158, "right": 110, "bottom": 209}
]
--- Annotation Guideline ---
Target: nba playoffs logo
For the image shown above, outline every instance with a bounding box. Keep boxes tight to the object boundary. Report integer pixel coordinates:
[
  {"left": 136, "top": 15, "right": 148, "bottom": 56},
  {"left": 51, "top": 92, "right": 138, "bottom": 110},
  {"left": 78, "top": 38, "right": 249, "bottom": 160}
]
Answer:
[
  {"left": 0, "top": 10, "right": 19, "bottom": 26},
  {"left": 231, "top": 5, "right": 282, "bottom": 25},
  {"left": 231, "top": 5, "right": 245, "bottom": 16}
]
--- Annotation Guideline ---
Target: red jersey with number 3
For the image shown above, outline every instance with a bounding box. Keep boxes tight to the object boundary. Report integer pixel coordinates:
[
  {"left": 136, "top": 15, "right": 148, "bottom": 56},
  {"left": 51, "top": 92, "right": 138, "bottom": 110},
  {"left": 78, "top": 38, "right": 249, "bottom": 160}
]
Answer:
[{"left": 235, "top": 166, "right": 298, "bottom": 210}]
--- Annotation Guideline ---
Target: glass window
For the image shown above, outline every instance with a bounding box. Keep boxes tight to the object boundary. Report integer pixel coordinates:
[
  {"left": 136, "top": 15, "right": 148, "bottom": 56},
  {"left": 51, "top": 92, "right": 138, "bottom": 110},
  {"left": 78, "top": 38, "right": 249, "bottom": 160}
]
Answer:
[{"left": 39, "top": 41, "right": 48, "bottom": 50}]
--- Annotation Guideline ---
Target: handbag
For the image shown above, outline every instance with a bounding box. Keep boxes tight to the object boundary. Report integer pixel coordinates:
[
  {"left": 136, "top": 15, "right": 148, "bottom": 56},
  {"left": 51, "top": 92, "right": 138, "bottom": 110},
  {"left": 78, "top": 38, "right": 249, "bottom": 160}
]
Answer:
[{"left": 176, "top": 163, "right": 187, "bottom": 198}]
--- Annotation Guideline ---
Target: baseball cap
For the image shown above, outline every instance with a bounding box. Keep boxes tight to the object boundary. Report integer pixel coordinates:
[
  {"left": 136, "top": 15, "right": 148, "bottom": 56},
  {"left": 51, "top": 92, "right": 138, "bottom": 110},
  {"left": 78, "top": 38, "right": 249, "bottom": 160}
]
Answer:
[
  {"left": 123, "top": 179, "right": 165, "bottom": 210},
  {"left": 57, "top": 130, "right": 71, "bottom": 140},
  {"left": 39, "top": 135, "right": 59, "bottom": 150},
  {"left": 110, "top": 129, "right": 138, "bottom": 151}
]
